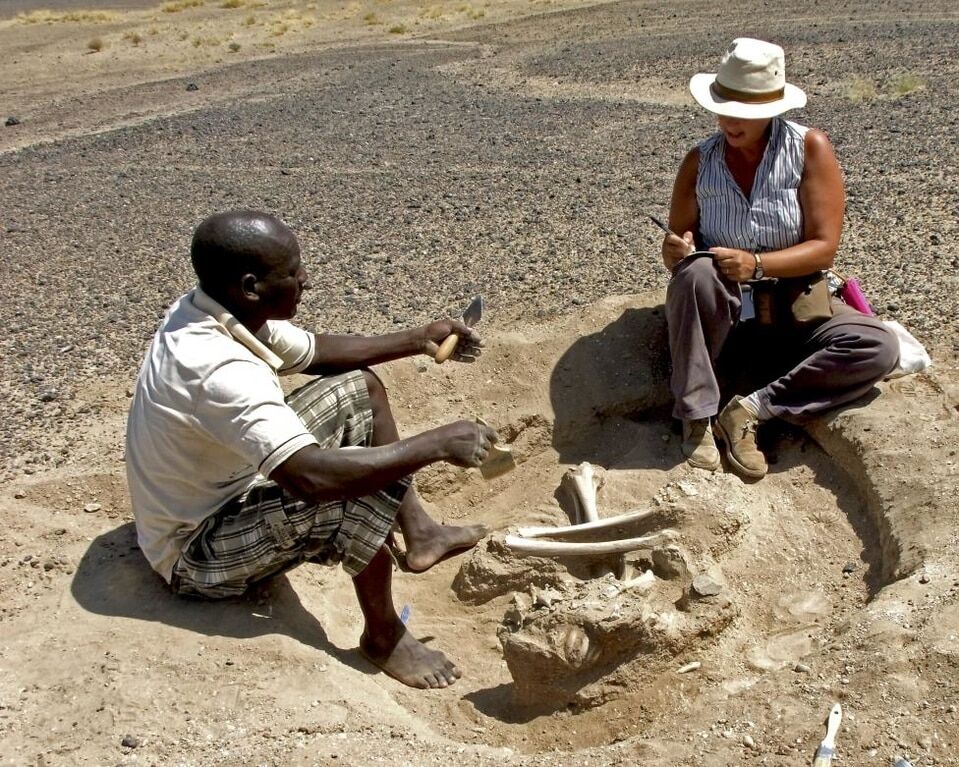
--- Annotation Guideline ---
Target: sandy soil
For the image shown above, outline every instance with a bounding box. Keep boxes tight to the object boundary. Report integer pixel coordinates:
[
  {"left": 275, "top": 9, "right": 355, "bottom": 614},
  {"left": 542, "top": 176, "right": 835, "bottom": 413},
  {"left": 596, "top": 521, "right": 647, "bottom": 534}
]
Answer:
[{"left": 1, "top": 1, "right": 958, "bottom": 766}]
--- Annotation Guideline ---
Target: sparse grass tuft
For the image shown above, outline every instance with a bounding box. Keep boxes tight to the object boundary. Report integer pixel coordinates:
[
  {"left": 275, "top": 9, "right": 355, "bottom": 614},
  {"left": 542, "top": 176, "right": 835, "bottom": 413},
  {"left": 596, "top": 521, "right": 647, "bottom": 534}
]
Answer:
[
  {"left": 388, "top": 23, "right": 407, "bottom": 33},
  {"left": 468, "top": 8, "right": 485, "bottom": 18},
  {"left": 228, "top": 40, "right": 241, "bottom": 51},
  {"left": 363, "top": 11, "right": 380, "bottom": 24},
  {"left": 220, "top": 0, "right": 244, "bottom": 8},
  {"left": 847, "top": 76, "right": 877, "bottom": 103},
  {"left": 18, "top": 9, "right": 117, "bottom": 23},
  {"left": 242, "top": 12, "right": 256, "bottom": 24},
  {"left": 889, "top": 72, "right": 925, "bottom": 97},
  {"left": 123, "top": 31, "right": 144, "bottom": 45},
  {"left": 162, "top": 0, "right": 205, "bottom": 13},
  {"left": 270, "top": 21, "right": 288, "bottom": 35},
  {"left": 419, "top": 6, "right": 445, "bottom": 19},
  {"left": 192, "top": 35, "right": 221, "bottom": 46},
  {"left": 87, "top": 37, "right": 104, "bottom": 52}
]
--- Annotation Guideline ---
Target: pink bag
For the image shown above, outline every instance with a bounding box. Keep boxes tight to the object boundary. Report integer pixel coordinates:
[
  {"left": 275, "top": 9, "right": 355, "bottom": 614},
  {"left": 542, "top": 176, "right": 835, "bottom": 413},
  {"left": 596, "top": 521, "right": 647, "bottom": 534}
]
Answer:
[{"left": 839, "top": 277, "right": 875, "bottom": 316}]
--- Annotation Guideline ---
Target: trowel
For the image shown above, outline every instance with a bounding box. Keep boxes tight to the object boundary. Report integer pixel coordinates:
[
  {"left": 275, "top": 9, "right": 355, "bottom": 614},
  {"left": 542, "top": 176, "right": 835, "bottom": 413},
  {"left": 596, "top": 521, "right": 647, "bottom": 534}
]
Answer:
[{"left": 434, "top": 295, "right": 483, "bottom": 364}]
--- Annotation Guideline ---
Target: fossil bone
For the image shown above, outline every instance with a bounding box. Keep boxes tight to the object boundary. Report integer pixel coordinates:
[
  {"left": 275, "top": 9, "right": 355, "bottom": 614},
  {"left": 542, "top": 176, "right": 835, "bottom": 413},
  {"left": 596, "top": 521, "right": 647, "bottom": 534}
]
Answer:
[
  {"left": 560, "top": 461, "right": 604, "bottom": 524},
  {"left": 504, "top": 529, "right": 678, "bottom": 557},
  {"left": 516, "top": 507, "right": 659, "bottom": 540}
]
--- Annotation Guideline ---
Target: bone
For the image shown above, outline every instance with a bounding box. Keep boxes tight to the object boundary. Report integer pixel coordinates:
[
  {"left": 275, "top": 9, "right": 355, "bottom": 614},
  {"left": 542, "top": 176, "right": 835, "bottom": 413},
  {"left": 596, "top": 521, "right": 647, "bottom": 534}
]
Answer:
[
  {"left": 560, "top": 461, "right": 604, "bottom": 524},
  {"left": 516, "top": 507, "right": 659, "bottom": 540},
  {"left": 504, "top": 529, "right": 678, "bottom": 557}
]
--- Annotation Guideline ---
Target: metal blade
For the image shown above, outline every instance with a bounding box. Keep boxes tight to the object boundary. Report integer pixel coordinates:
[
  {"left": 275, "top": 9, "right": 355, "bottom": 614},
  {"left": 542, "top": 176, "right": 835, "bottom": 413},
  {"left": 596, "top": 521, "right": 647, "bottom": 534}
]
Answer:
[{"left": 462, "top": 294, "right": 483, "bottom": 327}]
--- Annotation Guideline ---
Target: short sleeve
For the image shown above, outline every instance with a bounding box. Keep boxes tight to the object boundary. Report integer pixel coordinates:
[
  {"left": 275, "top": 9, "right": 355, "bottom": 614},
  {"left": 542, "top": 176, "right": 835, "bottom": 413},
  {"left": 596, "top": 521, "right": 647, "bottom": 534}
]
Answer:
[
  {"left": 260, "top": 320, "right": 315, "bottom": 375},
  {"left": 196, "top": 360, "right": 317, "bottom": 477}
]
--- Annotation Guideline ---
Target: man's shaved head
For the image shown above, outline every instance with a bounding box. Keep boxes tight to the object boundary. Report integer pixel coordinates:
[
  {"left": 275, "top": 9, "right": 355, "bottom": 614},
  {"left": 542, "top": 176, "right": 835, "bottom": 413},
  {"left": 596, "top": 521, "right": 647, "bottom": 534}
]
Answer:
[{"left": 190, "top": 210, "right": 299, "bottom": 297}]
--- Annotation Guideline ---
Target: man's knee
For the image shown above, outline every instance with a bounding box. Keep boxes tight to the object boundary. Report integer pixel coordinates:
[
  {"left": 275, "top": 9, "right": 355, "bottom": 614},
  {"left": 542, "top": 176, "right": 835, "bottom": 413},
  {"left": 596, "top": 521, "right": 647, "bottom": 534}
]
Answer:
[{"left": 361, "top": 369, "right": 388, "bottom": 408}]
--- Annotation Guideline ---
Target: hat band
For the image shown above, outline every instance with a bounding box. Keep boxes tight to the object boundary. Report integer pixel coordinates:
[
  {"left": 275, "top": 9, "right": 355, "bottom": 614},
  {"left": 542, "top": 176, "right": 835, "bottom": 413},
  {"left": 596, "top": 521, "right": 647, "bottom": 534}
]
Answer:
[{"left": 711, "top": 80, "right": 786, "bottom": 104}]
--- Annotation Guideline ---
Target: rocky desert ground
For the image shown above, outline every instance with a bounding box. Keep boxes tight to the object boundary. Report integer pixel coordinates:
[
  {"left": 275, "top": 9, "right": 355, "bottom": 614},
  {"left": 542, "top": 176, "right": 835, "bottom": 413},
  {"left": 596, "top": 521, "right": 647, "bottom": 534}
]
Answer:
[{"left": 1, "top": 0, "right": 958, "bottom": 765}]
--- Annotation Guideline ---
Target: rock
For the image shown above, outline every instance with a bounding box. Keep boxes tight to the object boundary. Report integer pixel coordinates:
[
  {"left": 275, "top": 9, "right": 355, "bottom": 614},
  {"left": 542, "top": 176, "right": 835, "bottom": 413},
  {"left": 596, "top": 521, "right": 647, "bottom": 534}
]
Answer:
[
  {"left": 83, "top": 502, "right": 102, "bottom": 513},
  {"left": 794, "top": 662, "right": 812, "bottom": 673},
  {"left": 120, "top": 734, "right": 139, "bottom": 748},
  {"left": 677, "top": 661, "right": 701, "bottom": 674},
  {"left": 186, "top": 83, "right": 199, "bottom": 91},
  {"left": 691, "top": 574, "right": 722, "bottom": 597},
  {"left": 842, "top": 562, "right": 857, "bottom": 574},
  {"left": 919, "top": 573, "right": 930, "bottom": 584},
  {"left": 743, "top": 734, "right": 756, "bottom": 749},
  {"left": 14, "top": 491, "right": 25, "bottom": 499},
  {"left": 652, "top": 544, "right": 690, "bottom": 580},
  {"left": 5, "top": 116, "right": 20, "bottom": 127},
  {"left": 38, "top": 390, "right": 58, "bottom": 403}
]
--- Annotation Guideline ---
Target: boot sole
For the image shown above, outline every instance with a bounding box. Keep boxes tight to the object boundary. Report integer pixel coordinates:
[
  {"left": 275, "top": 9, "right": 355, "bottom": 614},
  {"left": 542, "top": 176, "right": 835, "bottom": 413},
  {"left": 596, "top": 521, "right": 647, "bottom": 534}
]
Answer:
[{"left": 713, "top": 420, "right": 767, "bottom": 480}]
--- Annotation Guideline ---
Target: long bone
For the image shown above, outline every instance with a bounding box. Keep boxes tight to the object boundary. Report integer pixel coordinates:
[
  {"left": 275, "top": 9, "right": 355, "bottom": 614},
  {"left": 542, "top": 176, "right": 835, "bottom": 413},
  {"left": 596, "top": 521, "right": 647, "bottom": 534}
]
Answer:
[
  {"left": 504, "top": 529, "right": 678, "bottom": 557},
  {"left": 517, "top": 508, "right": 660, "bottom": 540},
  {"left": 560, "top": 461, "right": 603, "bottom": 524}
]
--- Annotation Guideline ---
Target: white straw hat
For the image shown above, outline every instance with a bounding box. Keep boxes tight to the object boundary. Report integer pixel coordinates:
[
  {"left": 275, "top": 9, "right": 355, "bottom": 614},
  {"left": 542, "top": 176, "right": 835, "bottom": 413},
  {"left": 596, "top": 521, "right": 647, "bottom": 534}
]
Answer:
[{"left": 689, "top": 38, "right": 806, "bottom": 119}]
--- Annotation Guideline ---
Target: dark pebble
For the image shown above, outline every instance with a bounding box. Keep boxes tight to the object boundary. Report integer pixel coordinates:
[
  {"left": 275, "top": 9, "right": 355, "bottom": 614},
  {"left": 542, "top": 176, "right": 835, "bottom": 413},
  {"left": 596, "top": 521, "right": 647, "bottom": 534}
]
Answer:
[
  {"left": 842, "top": 562, "right": 857, "bottom": 574},
  {"left": 38, "top": 390, "right": 58, "bottom": 403},
  {"left": 5, "top": 116, "right": 20, "bottom": 127},
  {"left": 120, "top": 735, "right": 139, "bottom": 748},
  {"left": 186, "top": 83, "right": 199, "bottom": 91}
]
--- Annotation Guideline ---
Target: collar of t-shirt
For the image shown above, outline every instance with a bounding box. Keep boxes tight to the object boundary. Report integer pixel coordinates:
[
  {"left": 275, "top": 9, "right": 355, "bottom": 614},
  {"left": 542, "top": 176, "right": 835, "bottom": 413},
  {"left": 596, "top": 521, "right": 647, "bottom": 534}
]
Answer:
[{"left": 191, "top": 287, "right": 285, "bottom": 371}]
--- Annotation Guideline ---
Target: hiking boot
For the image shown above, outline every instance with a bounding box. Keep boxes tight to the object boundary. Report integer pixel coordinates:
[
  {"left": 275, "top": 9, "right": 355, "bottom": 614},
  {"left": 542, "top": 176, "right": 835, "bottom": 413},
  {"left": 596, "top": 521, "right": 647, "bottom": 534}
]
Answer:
[
  {"left": 715, "top": 396, "right": 767, "bottom": 479},
  {"left": 681, "top": 418, "right": 721, "bottom": 471}
]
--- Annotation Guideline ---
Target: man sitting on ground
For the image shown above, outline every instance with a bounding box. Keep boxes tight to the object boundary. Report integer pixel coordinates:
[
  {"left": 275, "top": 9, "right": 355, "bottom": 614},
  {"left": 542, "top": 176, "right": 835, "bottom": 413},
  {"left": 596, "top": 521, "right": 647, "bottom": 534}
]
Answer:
[{"left": 125, "top": 209, "right": 496, "bottom": 689}]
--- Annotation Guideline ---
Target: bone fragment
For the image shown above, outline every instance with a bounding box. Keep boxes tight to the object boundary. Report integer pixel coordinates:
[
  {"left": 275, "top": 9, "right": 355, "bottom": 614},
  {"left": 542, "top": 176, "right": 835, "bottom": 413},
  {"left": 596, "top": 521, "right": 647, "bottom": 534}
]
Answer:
[
  {"left": 516, "top": 507, "right": 659, "bottom": 540},
  {"left": 676, "top": 661, "right": 701, "bottom": 674},
  {"left": 560, "top": 461, "right": 603, "bottom": 524},
  {"left": 504, "top": 529, "right": 678, "bottom": 557},
  {"left": 622, "top": 569, "right": 657, "bottom": 593}
]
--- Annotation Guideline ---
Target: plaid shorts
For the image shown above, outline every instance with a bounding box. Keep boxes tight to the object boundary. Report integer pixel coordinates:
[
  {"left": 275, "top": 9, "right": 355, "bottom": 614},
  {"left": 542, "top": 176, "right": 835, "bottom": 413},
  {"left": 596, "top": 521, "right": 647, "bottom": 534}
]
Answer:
[{"left": 170, "top": 370, "right": 410, "bottom": 599}]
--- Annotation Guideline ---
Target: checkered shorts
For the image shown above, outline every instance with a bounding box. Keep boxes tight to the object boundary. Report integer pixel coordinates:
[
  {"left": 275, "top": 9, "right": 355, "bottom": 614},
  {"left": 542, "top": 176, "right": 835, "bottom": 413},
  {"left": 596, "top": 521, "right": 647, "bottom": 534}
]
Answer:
[{"left": 170, "top": 370, "right": 410, "bottom": 599}]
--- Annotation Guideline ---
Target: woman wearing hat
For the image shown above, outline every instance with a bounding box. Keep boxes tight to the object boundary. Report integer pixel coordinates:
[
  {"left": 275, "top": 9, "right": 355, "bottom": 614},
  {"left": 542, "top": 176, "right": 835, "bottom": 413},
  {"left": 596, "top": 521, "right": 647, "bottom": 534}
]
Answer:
[{"left": 662, "top": 38, "right": 898, "bottom": 479}]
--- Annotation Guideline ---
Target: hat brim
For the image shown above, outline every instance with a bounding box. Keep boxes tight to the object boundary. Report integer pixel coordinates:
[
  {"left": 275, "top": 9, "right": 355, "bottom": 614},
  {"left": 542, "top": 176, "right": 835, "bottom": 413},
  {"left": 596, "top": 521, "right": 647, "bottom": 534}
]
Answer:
[{"left": 689, "top": 73, "right": 806, "bottom": 119}]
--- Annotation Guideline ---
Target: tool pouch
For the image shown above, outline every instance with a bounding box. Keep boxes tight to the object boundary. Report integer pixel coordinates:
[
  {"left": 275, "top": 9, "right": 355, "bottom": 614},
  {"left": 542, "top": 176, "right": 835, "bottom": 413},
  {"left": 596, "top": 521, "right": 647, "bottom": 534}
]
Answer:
[
  {"left": 779, "top": 272, "right": 833, "bottom": 328},
  {"left": 750, "top": 273, "right": 833, "bottom": 329}
]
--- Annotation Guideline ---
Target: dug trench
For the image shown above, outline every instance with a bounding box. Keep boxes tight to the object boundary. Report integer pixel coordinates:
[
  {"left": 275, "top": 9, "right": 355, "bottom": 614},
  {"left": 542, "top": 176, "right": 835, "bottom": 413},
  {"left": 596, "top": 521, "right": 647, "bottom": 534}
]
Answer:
[{"left": 358, "top": 291, "right": 932, "bottom": 755}]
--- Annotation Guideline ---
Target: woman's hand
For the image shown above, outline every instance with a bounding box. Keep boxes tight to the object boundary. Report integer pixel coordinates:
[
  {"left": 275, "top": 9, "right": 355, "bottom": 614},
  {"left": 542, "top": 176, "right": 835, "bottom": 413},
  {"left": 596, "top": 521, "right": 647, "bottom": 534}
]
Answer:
[
  {"left": 662, "top": 231, "right": 695, "bottom": 270},
  {"left": 710, "top": 247, "right": 757, "bottom": 283}
]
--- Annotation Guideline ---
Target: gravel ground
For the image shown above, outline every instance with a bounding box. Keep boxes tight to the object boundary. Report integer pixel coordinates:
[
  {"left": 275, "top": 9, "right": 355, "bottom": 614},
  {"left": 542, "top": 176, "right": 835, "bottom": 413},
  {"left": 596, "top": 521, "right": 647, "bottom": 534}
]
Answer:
[{"left": 0, "top": 0, "right": 957, "bottom": 480}]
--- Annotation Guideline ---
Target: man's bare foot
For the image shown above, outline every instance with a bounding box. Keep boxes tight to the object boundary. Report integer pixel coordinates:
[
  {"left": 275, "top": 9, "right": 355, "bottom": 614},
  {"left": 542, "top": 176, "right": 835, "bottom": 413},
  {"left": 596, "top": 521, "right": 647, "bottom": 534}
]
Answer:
[
  {"left": 360, "top": 626, "right": 461, "bottom": 689},
  {"left": 402, "top": 522, "right": 487, "bottom": 573}
]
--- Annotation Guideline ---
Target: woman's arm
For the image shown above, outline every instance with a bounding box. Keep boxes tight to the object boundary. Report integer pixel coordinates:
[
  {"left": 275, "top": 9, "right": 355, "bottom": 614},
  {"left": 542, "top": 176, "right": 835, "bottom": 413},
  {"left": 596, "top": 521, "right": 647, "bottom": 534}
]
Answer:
[
  {"left": 663, "top": 147, "right": 700, "bottom": 270},
  {"left": 711, "top": 129, "right": 846, "bottom": 282}
]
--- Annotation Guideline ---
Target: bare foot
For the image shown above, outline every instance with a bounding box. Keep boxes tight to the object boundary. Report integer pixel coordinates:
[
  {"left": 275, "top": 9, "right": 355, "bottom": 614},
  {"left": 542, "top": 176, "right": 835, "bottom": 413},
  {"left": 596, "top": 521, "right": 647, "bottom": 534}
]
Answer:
[
  {"left": 360, "top": 626, "right": 461, "bottom": 689},
  {"left": 402, "top": 522, "right": 488, "bottom": 573}
]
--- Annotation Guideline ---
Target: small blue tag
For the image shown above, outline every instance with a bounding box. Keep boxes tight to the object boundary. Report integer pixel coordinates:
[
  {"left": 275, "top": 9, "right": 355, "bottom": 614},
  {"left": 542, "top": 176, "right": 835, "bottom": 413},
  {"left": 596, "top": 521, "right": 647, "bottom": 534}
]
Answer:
[{"left": 399, "top": 604, "right": 411, "bottom": 625}]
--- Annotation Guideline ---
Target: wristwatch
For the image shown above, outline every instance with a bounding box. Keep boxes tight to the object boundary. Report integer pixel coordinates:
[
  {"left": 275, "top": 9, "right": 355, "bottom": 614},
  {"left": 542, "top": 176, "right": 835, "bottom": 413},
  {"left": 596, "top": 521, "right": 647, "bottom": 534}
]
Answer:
[{"left": 752, "top": 252, "right": 765, "bottom": 280}]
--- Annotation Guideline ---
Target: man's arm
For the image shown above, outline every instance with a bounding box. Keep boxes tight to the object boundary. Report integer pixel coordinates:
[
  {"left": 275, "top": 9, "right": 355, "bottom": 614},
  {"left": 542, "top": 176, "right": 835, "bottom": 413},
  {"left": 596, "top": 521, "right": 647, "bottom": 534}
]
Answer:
[
  {"left": 303, "top": 320, "right": 481, "bottom": 376},
  {"left": 270, "top": 420, "right": 495, "bottom": 503}
]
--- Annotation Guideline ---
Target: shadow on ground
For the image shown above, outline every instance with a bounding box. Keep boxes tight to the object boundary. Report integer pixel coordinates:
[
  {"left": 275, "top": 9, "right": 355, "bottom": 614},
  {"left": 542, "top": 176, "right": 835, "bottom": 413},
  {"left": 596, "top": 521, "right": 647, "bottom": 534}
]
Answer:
[
  {"left": 549, "top": 304, "right": 672, "bottom": 470},
  {"left": 70, "top": 522, "right": 368, "bottom": 673}
]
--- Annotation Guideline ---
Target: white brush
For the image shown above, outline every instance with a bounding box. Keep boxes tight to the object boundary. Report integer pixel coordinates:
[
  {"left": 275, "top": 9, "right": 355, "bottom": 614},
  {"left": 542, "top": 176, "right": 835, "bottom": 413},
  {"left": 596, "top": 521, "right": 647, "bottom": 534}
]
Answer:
[{"left": 811, "top": 703, "right": 842, "bottom": 766}]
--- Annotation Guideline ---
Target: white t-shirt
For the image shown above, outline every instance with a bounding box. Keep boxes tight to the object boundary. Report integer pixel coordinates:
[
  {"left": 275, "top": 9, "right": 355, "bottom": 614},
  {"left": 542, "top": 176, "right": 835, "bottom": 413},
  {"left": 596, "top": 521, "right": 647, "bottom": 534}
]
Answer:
[{"left": 125, "top": 288, "right": 317, "bottom": 581}]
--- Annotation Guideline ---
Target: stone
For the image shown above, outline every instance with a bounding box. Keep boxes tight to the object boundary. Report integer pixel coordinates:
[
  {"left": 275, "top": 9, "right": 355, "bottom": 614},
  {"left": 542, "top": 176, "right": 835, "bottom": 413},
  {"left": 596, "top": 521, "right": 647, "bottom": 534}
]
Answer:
[
  {"left": 186, "top": 83, "right": 199, "bottom": 91},
  {"left": 5, "top": 116, "right": 20, "bottom": 127},
  {"left": 83, "top": 502, "right": 102, "bottom": 513},
  {"left": 691, "top": 574, "right": 722, "bottom": 597},
  {"left": 120, "top": 735, "right": 139, "bottom": 748}
]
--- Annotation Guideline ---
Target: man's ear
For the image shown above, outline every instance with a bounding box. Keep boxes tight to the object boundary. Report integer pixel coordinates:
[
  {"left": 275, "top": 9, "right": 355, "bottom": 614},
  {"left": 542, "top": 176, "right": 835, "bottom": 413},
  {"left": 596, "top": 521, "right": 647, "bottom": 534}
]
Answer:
[{"left": 240, "top": 273, "right": 260, "bottom": 301}]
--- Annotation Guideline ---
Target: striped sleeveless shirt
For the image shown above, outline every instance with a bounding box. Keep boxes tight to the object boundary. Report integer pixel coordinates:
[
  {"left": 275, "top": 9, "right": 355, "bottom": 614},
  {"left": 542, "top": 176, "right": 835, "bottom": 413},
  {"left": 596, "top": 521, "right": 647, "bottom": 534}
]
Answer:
[{"left": 696, "top": 117, "right": 808, "bottom": 253}]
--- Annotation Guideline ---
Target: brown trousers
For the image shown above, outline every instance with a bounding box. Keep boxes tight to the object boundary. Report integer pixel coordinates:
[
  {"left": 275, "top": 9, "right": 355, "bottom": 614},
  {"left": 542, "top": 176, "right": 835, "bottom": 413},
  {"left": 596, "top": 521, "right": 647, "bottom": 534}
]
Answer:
[{"left": 666, "top": 256, "right": 899, "bottom": 424}]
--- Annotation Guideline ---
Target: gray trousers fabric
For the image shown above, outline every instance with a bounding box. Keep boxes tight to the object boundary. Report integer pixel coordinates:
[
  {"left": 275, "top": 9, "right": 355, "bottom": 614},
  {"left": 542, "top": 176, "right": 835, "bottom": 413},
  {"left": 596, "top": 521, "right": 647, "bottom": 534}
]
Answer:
[{"left": 666, "top": 256, "right": 900, "bottom": 424}]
